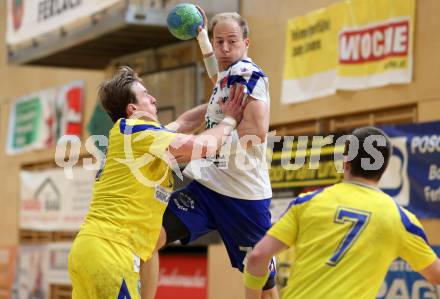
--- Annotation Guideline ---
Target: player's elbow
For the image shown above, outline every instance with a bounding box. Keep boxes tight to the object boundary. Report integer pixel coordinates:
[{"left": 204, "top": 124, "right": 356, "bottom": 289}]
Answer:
[
  {"left": 428, "top": 266, "right": 440, "bottom": 285},
  {"left": 255, "top": 129, "right": 267, "bottom": 143},
  {"left": 420, "top": 259, "right": 440, "bottom": 285},
  {"left": 239, "top": 129, "right": 267, "bottom": 146}
]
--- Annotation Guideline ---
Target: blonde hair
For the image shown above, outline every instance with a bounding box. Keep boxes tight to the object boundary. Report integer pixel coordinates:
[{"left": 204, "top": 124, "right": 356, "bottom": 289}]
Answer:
[{"left": 210, "top": 12, "right": 249, "bottom": 38}]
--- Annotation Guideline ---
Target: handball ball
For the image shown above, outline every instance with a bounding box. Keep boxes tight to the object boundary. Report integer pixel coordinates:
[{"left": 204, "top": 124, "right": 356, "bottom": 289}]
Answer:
[{"left": 167, "top": 3, "right": 204, "bottom": 40}]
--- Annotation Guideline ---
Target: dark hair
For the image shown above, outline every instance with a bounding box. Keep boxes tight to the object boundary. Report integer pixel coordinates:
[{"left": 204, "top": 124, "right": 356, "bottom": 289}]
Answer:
[
  {"left": 210, "top": 12, "right": 249, "bottom": 39},
  {"left": 98, "top": 66, "right": 141, "bottom": 123},
  {"left": 344, "top": 126, "right": 392, "bottom": 181}
]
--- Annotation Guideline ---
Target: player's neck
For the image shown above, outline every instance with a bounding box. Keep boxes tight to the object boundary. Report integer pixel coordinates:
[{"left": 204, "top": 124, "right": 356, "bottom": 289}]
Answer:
[
  {"left": 344, "top": 175, "right": 378, "bottom": 188},
  {"left": 130, "top": 112, "right": 157, "bottom": 122}
]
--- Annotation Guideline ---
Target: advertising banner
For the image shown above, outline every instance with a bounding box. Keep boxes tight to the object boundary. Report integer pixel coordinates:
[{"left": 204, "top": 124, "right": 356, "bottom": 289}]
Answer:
[
  {"left": 282, "top": 0, "right": 415, "bottom": 104},
  {"left": 7, "top": 0, "right": 121, "bottom": 45},
  {"left": 6, "top": 80, "right": 84, "bottom": 155},
  {"left": 6, "top": 89, "right": 56, "bottom": 155},
  {"left": 377, "top": 247, "right": 440, "bottom": 299},
  {"left": 20, "top": 167, "right": 95, "bottom": 231},
  {"left": 14, "top": 245, "right": 48, "bottom": 299},
  {"left": 156, "top": 254, "right": 207, "bottom": 299},
  {"left": 268, "top": 121, "right": 440, "bottom": 220},
  {"left": 379, "top": 121, "right": 440, "bottom": 218}
]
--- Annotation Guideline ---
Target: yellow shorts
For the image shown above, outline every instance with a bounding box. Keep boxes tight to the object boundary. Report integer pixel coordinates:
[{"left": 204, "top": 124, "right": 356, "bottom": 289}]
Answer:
[{"left": 68, "top": 235, "right": 140, "bottom": 299}]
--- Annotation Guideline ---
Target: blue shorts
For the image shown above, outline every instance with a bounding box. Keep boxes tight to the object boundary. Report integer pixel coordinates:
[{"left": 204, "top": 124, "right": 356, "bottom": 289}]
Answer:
[{"left": 166, "top": 180, "right": 276, "bottom": 276}]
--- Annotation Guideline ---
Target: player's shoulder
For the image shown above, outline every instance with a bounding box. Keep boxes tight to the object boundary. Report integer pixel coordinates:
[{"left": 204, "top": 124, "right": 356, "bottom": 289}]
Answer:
[
  {"left": 394, "top": 204, "right": 429, "bottom": 243},
  {"left": 395, "top": 204, "right": 421, "bottom": 225},
  {"left": 118, "top": 118, "right": 174, "bottom": 135},
  {"left": 290, "top": 188, "right": 326, "bottom": 206},
  {"left": 281, "top": 188, "right": 325, "bottom": 218},
  {"left": 228, "top": 58, "right": 266, "bottom": 77}
]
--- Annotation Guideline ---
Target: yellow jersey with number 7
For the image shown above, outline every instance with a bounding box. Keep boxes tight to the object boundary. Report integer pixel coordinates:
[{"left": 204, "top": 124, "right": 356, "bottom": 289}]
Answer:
[{"left": 268, "top": 181, "right": 437, "bottom": 299}]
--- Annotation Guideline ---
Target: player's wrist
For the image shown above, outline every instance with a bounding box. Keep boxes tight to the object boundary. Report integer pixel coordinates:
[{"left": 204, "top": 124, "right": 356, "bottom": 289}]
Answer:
[
  {"left": 197, "top": 28, "right": 213, "bottom": 55},
  {"left": 221, "top": 116, "right": 237, "bottom": 129},
  {"left": 243, "top": 267, "right": 269, "bottom": 290}
]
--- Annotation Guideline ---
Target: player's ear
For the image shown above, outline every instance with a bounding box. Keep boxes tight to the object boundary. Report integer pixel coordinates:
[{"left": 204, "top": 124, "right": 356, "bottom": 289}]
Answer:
[
  {"left": 244, "top": 37, "right": 250, "bottom": 49},
  {"left": 126, "top": 103, "right": 136, "bottom": 118}
]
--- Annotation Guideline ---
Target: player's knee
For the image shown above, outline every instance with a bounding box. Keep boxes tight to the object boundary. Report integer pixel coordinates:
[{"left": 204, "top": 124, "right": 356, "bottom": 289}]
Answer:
[{"left": 154, "top": 227, "right": 167, "bottom": 250}]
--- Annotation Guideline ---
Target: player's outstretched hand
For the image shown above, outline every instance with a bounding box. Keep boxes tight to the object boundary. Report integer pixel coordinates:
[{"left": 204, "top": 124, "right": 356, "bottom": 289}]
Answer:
[
  {"left": 220, "top": 84, "right": 247, "bottom": 125},
  {"left": 196, "top": 5, "right": 208, "bottom": 33}
]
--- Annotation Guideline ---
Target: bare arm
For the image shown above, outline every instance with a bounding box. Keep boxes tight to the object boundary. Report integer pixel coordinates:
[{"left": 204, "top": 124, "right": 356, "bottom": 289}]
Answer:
[
  {"left": 236, "top": 97, "right": 269, "bottom": 144},
  {"left": 245, "top": 235, "right": 288, "bottom": 299},
  {"left": 167, "top": 104, "right": 207, "bottom": 134},
  {"left": 419, "top": 258, "right": 440, "bottom": 285},
  {"left": 169, "top": 85, "right": 245, "bottom": 162}
]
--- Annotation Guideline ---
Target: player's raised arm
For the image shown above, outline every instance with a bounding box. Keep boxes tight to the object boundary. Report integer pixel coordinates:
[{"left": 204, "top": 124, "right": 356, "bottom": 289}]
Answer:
[
  {"left": 166, "top": 103, "right": 208, "bottom": 133},
  {"left": 196, "top": 5, "right": 218, "bottom": 84},
  {"left": 168, "top": 84, "right": 245, "bottom": 162},
  {"left": 237, "top": 97, "right": 269, "bottom": 144}
]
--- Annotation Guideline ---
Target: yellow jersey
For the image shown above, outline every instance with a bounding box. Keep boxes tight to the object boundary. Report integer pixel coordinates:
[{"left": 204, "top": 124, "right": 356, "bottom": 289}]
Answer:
[
  {"left": 79, "top": 118, "right": 177, "bottom": 261},
  {"left": 268, "top": 181, "right": 437, "bottom": 299}
]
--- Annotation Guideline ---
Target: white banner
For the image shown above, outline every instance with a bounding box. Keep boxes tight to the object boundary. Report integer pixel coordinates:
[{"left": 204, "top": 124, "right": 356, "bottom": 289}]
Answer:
[
  {"left": 14, "top": 242, "right": 71, "bottom": 298},
  {"left": 20, "top": 167, "right": 95, "bottom": 231},
  {"left": 15, "top": 245, "right": 48, "bottom": 299},
  {"left": 7, "top": 0, "right": 121, "bottom": 45}
]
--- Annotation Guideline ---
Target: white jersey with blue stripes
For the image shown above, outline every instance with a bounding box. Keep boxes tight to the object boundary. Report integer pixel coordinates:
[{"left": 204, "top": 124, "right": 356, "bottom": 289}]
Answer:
[{"left": 184, "top": 58, "right": 272, "bottom": 200}]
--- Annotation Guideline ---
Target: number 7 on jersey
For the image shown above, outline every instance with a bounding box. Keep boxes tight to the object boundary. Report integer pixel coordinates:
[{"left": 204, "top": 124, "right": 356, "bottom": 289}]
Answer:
[{"left": 327, "top": 206, "right": 371, "bottom": 266}]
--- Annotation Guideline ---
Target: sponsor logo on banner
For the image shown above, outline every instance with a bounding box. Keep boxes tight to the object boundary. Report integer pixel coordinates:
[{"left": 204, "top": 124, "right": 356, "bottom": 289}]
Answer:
[
  {"left": 35, "top": 178, "right": 62, "bottom": 211},
  {"left": 37, "top": 0, "right": 82, "bottom": 22},
  {"left": 378, "top": 137, "right": 410, "bottom": 206},
  {"left": 339, "top": 19, "right": 409, "bottom": 64}
]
